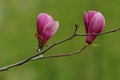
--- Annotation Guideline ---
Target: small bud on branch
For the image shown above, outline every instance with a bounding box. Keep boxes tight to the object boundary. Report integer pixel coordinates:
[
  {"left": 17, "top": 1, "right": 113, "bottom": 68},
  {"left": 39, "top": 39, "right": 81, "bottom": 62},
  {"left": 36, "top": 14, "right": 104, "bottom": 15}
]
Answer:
[
  {"left": 36, "top": 13, "right": 59, "bottom": 49},
  {"left": 84, "top": 11, "right": 105, "bottom": 44}
]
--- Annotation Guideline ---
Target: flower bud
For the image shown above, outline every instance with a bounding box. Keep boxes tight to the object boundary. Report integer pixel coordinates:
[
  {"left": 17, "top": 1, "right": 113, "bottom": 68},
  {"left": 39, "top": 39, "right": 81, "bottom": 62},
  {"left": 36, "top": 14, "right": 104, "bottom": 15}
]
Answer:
[
  {"left": 84, "top": 10, "right": 105, "bottom": 44},
  {"left": 36, "top": 13, "right": 59, "bottom": 49}
]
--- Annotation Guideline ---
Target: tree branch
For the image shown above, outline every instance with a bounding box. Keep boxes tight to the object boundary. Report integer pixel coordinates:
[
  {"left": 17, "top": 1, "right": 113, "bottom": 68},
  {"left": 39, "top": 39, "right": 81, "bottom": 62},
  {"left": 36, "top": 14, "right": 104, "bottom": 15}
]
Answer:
[
  {"left": 0, "top": 24, "right": 79, "bottom": 72},
  {"left": 31, "top": 43, "right": 89, "bottom": 60},
  {"left": 76, "top": 27, "right": 120, "bottom": 36},
  {"left": 0, "top": 25, "right": 120, "bottom": 72}
]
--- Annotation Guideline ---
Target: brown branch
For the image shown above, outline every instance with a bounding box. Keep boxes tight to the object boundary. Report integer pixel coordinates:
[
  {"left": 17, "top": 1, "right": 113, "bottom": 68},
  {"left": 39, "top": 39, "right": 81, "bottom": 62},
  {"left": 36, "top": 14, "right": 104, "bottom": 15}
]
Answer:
[
  {"left": 0, "top": 25, "right": 120, "bottom": 72},
  {"left": 76, "top": 27, "right": 120, "bottom": 36},
  {"left": 0, "top": 24, "right": 79, "bottom": 72},
  {"left": 31, "top": 43, "right": 89, "bottom": 60}
]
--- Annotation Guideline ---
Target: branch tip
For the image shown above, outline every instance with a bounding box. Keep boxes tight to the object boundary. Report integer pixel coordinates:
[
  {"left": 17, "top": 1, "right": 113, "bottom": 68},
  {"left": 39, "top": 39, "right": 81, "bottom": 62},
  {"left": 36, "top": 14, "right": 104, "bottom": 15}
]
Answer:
[
  {"left": 75, "top": 24, "right": 80, "bottom": 28},
  {"left": 74, "top": 24, "right": 80, "bottom": 35}
]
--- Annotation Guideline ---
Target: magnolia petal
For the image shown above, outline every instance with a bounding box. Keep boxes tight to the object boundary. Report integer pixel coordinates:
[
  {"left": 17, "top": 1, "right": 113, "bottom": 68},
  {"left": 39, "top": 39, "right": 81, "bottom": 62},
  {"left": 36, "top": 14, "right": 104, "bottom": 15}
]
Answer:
[
  {"left": 36, "top": 13, "right": 54, "bottom": 36},
  {"left": 42, "top": 21, "right": 59, "bottom": 44},
  {"left": 84, "top": 10, "right": 105, "bottom": 44},
  {"left": 86, "top": 36, "right": 97, "bottom": 44},
  {"left": 87, "top": 11, "right": 96, "bottom": 23},
  {"left": 84, "top": 11, "right": 89, "bottom": 33},
  {"left": 86, "top": 33, "right": 97, "bottom": 44},
  {"left": 89, "top": 12, "right": 105, "bottom": 33},
  {"left": 84, "top": 11, "right": 96, "bottom": 33}
]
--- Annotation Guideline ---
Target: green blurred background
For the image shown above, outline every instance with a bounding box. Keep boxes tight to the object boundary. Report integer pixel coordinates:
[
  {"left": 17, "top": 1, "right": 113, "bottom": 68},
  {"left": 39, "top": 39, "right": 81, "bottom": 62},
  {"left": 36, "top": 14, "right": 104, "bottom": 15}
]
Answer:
[{"left": 0, "top": 0, "right": 120, "bottom": 80}]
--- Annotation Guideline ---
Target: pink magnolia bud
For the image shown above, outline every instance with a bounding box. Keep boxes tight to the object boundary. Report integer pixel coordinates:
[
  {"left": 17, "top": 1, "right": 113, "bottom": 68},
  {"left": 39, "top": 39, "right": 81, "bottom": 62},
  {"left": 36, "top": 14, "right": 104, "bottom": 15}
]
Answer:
[
  {"left": 36, "top": 13, "right": 59, "bottom": 48},
  {"left": 84, "top": 10, "right": 105, "bottom": 44}
]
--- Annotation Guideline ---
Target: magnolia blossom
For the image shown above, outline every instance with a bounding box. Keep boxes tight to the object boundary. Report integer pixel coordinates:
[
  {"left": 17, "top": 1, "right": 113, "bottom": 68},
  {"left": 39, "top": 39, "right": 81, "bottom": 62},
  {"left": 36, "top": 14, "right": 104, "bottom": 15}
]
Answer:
[
  {"left": 36, "top": 13, "right": 59, "bottom": 48},
  {"left": 84, "top": 10, "right": 105, "bottom": 44}
]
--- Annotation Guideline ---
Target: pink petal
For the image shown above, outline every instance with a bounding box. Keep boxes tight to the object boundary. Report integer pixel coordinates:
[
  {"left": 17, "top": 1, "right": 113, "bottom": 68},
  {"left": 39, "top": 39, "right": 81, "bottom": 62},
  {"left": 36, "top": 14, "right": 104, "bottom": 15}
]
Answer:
[
  {"left": 87, "top": 11, "right": 96, "bottom": 23},
  {"left": 84, "top": 11, "right": 105, "bottom": 44},
  {"left": 42, "top": 21, "right": 59, "bottom": 44},
  {"left": 84, "top": 11, "right": 89, "bottom": 33},
  {"left": 86, "top": 33, "right": 97, "bottom": 44},
  {"left": 36, "top": 13, "right": 54, "bottom": 36},
  {"left": 89, "top": 12, "right": 105, "bottom": 33},
  {"left": 84, "top": 11, "right": 96, "bottom": 33}
]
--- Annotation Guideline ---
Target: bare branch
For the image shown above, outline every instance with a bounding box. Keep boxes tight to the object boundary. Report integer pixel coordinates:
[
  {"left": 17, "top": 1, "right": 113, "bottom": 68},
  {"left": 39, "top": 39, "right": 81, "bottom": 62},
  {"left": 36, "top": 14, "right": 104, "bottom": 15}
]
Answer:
[
  {"left": 0, "top": 25, "right": 79, "bottom": 72},
  {"left": 76, "top": 27, "right": 120, "bottom": 36},
  {"left": 31, "top": 44, "right": 89, "bottom": 60},
  {"left": 0, "top": 26, "right": 120, "bottom": 72}
]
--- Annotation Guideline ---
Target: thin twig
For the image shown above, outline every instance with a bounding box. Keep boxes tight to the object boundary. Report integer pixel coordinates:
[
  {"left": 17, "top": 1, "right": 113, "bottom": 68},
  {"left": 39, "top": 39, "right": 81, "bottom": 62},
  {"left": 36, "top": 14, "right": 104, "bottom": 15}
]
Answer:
[
  {"left": 0, "top": 26, "right": 120, "bottom": 72},
  {"left": 30, "top": 27, "right": 120, "bottom": 61},
  {"left": 76, "top": 27, "right": 120, "bottom": 36},
  {"left": 39, "top": 24, "right": 79, "bottom": 55},
  {"left": 31, "top": 44, "right": 89, "bottom": 60}
]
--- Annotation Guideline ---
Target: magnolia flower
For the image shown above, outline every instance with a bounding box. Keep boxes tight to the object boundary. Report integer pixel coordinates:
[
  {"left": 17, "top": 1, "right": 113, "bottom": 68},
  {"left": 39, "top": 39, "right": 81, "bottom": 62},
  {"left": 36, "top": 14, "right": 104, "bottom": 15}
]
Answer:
[
  {"left": 84, "top": 10, "right": 105, "bottom": 44},
  {"left": 36, "top": 13, "right": 59, "bottom": 49}
]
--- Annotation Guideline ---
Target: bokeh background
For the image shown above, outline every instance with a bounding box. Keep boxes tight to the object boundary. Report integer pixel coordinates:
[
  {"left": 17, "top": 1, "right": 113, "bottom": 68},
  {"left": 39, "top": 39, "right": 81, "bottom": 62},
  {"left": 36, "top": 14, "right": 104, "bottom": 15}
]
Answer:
[{"left": 0, "top": 0, "right": 120, "bottom": 80}]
